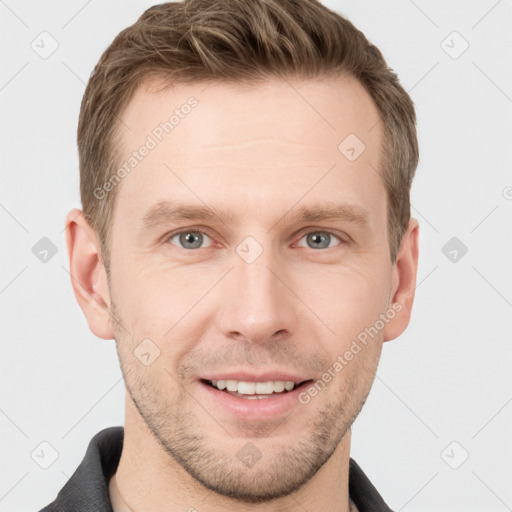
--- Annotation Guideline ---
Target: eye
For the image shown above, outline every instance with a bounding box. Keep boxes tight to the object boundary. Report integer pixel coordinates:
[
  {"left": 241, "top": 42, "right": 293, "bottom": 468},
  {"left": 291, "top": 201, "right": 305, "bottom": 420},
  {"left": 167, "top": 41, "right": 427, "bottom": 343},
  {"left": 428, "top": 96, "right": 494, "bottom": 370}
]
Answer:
[
  {"left": 296, "top": 231, "right": 343, "bottom": 250},
  {"left": 168, "top": 230, "right": 213, "bottom": 250}
]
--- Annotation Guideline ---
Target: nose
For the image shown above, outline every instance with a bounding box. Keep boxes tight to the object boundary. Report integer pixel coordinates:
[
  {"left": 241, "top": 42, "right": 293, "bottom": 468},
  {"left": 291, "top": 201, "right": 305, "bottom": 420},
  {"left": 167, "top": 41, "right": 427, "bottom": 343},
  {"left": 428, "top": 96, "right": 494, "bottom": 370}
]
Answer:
[{"left": 217, "top": 240, "right": 299, "bottom": 344}]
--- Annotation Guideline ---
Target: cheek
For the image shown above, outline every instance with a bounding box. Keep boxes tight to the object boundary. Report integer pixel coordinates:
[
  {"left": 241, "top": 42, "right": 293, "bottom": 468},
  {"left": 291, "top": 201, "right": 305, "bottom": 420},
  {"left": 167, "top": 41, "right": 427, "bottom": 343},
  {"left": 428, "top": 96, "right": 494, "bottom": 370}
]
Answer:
[
  {"left": 110, "top": 265, "right": 216, "bottom": 365},
  {"left": 109, "top": 257, "right": 194, "bottom": 329},
  {"left": 301, "top": 263, "right": 391, "bottom": 342}
]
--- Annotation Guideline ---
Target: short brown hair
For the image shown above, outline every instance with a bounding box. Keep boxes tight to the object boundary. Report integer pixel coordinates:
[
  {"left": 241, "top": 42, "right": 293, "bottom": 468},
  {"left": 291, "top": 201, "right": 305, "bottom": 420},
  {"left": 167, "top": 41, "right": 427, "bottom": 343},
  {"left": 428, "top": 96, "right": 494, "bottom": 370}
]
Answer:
[{"left": 78, "top": 0, "right": 418, "bottom": 266}]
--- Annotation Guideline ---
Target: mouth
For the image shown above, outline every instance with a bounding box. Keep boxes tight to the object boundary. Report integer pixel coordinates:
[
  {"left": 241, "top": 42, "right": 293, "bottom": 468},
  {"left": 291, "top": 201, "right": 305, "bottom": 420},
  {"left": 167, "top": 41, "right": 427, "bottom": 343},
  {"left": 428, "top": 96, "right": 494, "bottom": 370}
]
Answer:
[{"left": 200, "top": 378, "right": 313, "bottom": 399}]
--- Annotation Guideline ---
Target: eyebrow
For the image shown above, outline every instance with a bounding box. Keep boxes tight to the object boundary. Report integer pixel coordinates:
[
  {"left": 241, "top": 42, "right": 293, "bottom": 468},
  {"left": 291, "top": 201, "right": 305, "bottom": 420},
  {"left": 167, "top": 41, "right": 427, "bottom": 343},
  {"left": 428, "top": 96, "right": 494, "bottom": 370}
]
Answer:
[{"left": 140, "top": 200, "right": 369, "bottom": 233}]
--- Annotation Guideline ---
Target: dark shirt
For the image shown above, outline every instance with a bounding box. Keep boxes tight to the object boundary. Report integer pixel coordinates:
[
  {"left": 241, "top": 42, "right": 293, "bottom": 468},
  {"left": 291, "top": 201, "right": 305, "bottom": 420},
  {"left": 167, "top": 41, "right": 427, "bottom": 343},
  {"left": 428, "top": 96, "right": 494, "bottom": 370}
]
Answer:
[{"left": 38, "top": 426, "right": 394, "bottom": 512}]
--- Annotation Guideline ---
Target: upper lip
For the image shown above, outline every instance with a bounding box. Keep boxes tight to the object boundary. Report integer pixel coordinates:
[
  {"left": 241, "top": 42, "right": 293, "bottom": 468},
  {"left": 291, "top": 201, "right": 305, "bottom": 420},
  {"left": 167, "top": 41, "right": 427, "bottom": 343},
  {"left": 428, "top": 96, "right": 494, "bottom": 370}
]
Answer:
[{"left": 199, "top": 371, "right": 312, "bottom": 384}]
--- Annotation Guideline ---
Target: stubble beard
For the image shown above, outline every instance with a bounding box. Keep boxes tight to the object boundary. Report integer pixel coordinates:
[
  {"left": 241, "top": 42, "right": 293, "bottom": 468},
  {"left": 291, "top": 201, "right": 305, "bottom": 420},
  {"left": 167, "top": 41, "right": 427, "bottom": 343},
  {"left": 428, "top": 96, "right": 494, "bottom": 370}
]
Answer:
[{"left": 110, "top": 298, "right": 380, "bottom": 504}]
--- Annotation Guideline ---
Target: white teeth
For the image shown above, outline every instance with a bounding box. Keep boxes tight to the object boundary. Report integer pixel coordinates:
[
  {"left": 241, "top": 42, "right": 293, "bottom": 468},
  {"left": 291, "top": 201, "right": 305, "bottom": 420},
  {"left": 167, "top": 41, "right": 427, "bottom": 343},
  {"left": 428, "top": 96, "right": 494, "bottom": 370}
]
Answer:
[
  {"left": 226, "top": 380, "right": 238, "bottom": 392},
  {"left": 238, "top": 381, "right": 256, "bottom": 394},
  {"left": 273, "top": 381, "right": 285, "bottom": 392},
  {"left": 209, "top": 379, "right": 299, "bottom": 395},
  {"left": 255, "top": 382, "right": 274, "bottom": 394}
]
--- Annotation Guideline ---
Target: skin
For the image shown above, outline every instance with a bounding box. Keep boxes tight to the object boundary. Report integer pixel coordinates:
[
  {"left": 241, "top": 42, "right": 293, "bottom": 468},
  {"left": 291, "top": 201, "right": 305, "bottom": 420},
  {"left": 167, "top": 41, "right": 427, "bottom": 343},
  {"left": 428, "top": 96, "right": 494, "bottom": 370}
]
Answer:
[{"left": 66, "top": 75, "right": 419, "bottom": 512}]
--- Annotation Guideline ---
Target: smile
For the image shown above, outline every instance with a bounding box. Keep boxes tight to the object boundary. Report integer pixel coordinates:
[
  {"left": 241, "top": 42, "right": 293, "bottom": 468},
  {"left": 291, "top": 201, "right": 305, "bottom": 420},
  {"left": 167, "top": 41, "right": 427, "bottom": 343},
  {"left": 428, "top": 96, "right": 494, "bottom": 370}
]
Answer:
[
  {"left": 198, "top": 378, "right": 314, "bottom": 419},
  {"left": 205, "top": 379, "right": 308, "bottom": 398}
]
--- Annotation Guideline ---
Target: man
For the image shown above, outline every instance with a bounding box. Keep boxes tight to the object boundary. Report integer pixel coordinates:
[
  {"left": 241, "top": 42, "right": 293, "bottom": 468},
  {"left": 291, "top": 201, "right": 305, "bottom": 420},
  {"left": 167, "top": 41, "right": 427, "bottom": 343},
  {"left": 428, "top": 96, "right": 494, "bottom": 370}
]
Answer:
[{"left": 40, "top": 0, "right": 419, "bottom": 510}]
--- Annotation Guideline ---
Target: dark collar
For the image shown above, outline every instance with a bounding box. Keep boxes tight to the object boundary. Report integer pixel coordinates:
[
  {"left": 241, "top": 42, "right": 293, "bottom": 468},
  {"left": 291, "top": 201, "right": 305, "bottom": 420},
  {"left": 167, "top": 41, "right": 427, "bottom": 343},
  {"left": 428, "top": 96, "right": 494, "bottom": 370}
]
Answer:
[{"left": 38, "top": 426, "right": 394, "bottom": 512}]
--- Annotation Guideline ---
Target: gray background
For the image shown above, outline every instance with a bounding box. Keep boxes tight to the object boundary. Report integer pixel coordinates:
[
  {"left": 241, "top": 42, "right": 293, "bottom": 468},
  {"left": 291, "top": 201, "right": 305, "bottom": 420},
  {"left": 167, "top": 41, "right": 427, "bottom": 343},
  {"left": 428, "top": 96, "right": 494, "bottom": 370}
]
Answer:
[{"left": 1, "top": 0, "right": 511, "bottom": 510}]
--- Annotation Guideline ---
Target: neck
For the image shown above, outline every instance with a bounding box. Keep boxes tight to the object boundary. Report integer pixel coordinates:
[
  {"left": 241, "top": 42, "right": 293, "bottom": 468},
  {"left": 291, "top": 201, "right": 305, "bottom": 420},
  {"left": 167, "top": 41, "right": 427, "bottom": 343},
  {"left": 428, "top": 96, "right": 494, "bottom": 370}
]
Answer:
[{"left": 111, "top": 394, "right": 354, "bottom": 512}]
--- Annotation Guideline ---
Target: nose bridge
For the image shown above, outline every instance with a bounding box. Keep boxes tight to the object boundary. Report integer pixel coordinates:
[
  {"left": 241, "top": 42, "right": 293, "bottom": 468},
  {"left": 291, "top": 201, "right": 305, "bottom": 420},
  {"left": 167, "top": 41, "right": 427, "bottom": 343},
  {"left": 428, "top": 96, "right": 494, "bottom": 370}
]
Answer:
[{"left": 218, "top": 235, "right": 297, "bottom": 343}]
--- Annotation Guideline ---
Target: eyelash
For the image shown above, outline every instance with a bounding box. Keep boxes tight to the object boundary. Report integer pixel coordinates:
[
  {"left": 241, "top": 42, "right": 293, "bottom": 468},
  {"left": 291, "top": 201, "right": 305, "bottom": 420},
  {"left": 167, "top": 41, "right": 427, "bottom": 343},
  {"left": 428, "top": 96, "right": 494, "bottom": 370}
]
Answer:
[{"left": 164, "top": 227, "right": 346, "bottom": 250}]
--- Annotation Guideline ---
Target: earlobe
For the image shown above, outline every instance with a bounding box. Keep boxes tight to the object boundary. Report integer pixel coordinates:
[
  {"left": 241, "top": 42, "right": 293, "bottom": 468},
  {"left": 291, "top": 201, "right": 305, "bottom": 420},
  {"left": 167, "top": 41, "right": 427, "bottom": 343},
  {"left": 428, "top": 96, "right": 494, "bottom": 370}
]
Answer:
[
  {"left": 383, "top": 218, "right": 420, "bottom": 342},
  {"left": 65, "top": 208, "right": 114, "bottom": 340}
]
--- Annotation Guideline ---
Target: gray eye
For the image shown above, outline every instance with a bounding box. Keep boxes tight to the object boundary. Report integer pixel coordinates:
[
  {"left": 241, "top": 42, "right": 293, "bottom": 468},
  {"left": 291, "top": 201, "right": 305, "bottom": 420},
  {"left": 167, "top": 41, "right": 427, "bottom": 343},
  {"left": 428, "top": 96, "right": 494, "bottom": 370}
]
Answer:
[
  {"left": 299, "top": 232, "right": 340, "bottom": 250},
  {"left": 170, "top": 231, "right": 211, "bottom": 249}
]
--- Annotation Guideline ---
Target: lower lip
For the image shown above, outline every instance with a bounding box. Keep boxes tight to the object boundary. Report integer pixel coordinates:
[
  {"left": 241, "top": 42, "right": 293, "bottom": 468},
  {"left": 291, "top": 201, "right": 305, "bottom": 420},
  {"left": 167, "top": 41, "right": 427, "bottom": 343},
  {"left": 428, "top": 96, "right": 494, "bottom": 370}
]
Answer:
[{"left": 198, "top": 380, "right": 312, "bottom": 420}]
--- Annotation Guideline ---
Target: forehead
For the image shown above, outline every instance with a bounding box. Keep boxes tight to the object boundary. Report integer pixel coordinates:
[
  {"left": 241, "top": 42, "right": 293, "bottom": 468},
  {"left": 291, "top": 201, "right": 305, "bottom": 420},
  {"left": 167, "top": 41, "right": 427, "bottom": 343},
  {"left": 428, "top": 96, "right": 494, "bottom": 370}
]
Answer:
[
  {"left": 112, "top": 75, "right": 385, "bottom": 231},
  {"left": 119, "top": 75, "right": 381, "bottom": 156}
]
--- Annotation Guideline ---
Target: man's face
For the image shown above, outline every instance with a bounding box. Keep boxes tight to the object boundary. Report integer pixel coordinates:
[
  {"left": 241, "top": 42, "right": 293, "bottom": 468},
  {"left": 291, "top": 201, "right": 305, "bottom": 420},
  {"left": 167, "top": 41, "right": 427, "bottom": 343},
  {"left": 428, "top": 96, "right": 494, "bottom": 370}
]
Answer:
[{"left": 108, "top": 76, "right": 394, "bottom": 501}]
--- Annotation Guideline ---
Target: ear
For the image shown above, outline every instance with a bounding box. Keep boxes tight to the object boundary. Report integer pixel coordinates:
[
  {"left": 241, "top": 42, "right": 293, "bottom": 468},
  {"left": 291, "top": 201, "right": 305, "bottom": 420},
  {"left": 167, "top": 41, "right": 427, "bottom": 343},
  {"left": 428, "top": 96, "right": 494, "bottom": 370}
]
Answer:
[
  {"left": 65, "top": 208, "right": 114, "bottom": 340},
  {"left": 383, "top": 217, "right": 419, "bottom": 342}
]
